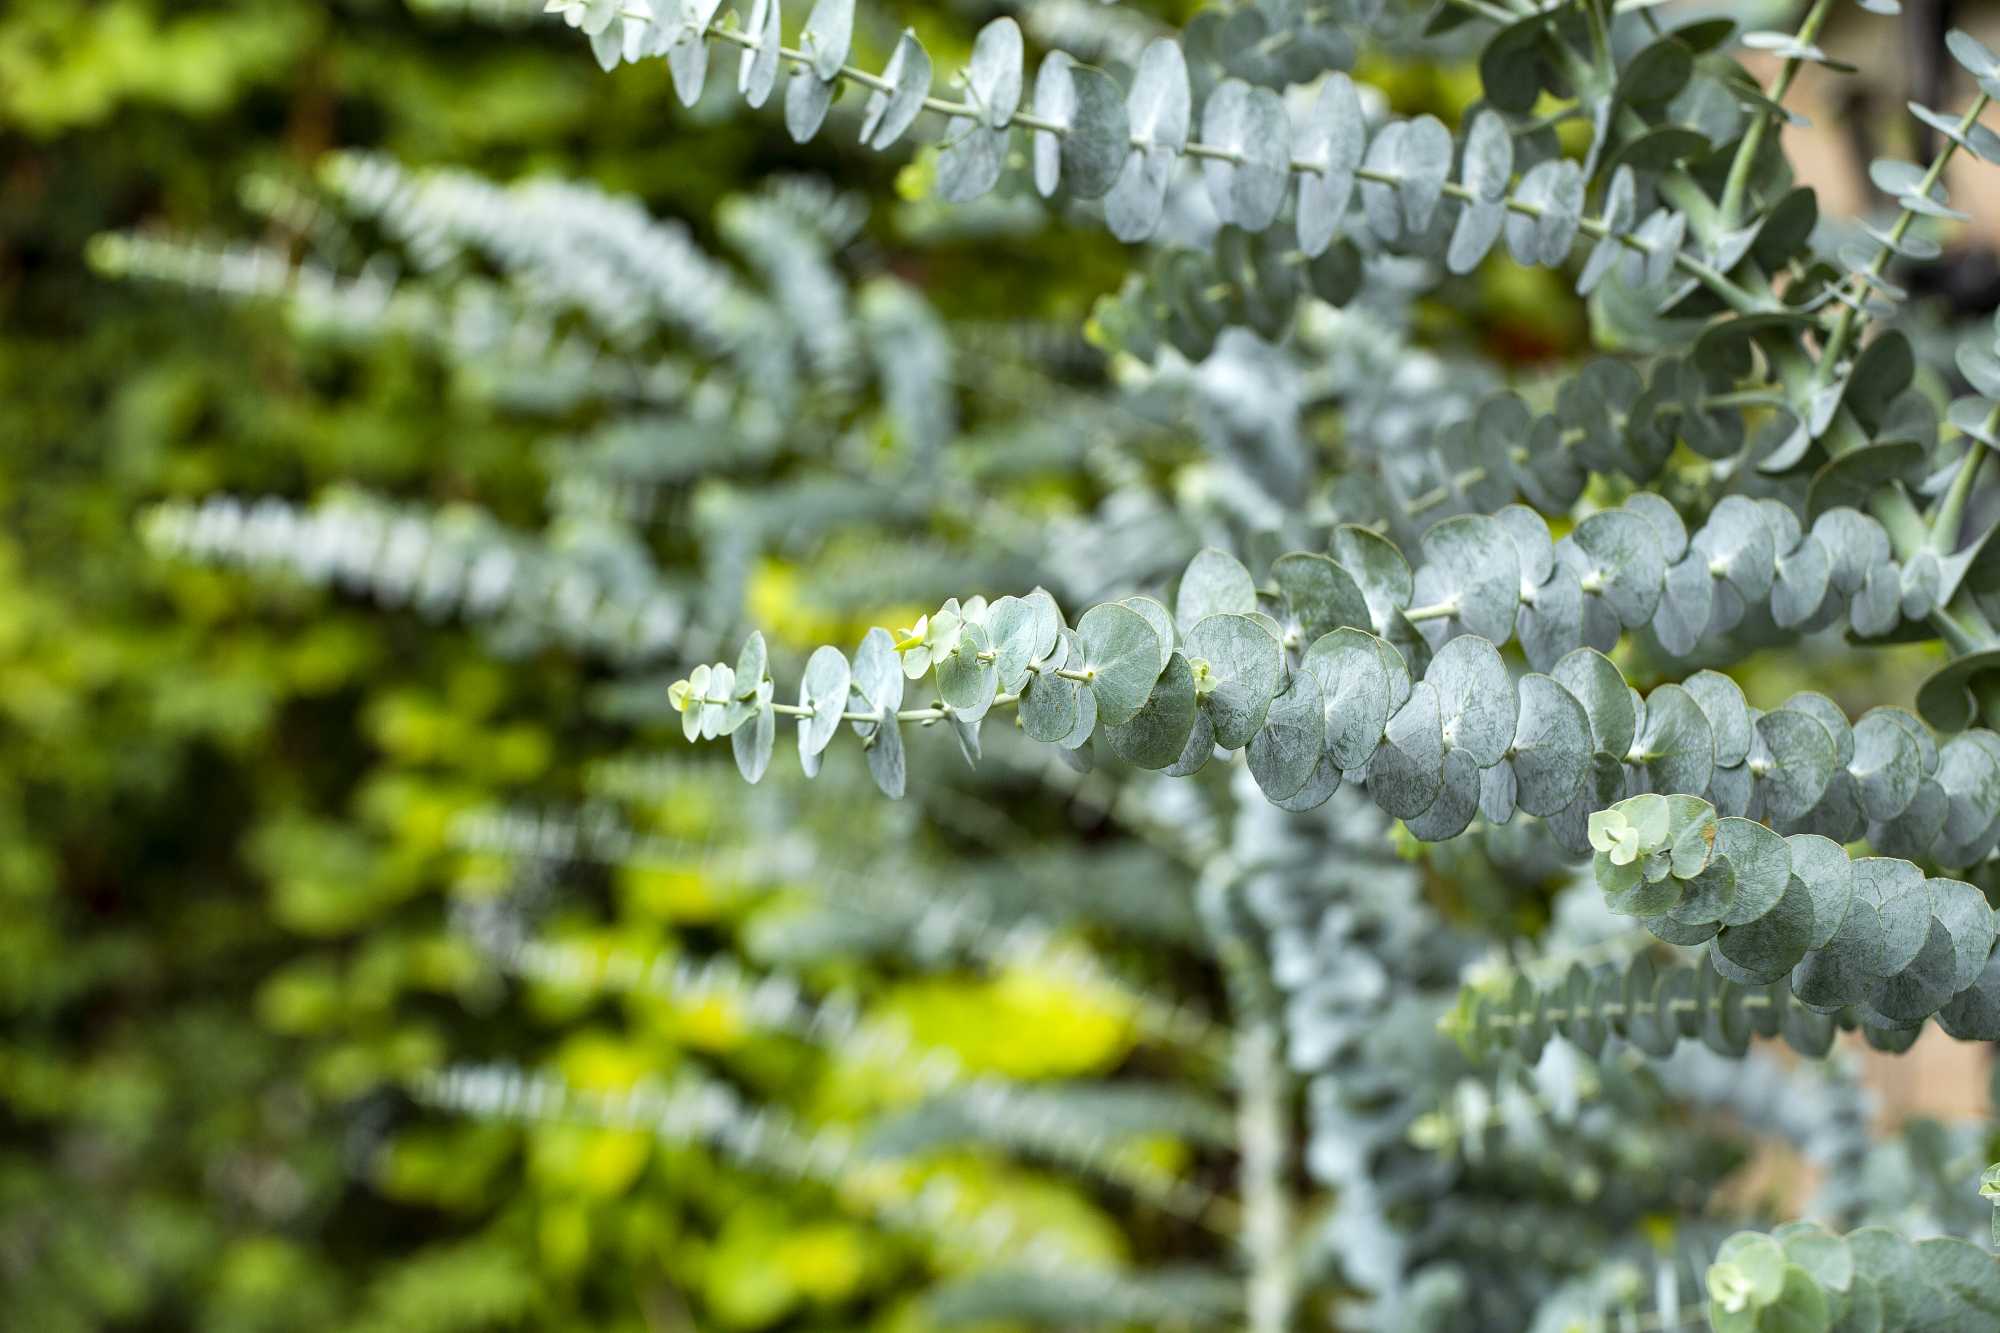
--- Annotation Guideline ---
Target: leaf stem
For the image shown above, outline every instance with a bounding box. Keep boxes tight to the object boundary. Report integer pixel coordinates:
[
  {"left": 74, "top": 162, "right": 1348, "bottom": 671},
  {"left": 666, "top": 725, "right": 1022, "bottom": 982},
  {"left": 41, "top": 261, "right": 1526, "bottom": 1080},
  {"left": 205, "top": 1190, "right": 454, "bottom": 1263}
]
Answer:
[
  {"left": 1930, "top": 409, "right": 2000, "bottom": 555},
  {"left": 700, "top": 693, "right": 1020, "bottom": 724},
  {"left": 1816, "top": 88, "right": 1994, "bottom": 379},
  {"left": 1402, "top": 600, "right": 1459, "bottom": 623},
  {"left": 1716, "top": 0, "right": 1836, "bottom": 228}
]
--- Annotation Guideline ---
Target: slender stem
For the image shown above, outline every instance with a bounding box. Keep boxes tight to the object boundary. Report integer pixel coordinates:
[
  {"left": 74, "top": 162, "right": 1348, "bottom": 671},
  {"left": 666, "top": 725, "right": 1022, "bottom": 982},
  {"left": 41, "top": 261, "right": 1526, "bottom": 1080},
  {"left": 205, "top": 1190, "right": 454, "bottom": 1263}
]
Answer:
[
  {"left": 1400, "top": 167, "right": 1762, "bottom": 315},
  {"left": 1402, "top": 600, "right": 1460, "bottom": 623},
  {"left": 1021, "top": 660, "right": 1093, "bottom": 684},
  {"left": 1930, "top": 413, "right": 2000, "bottom": 554},
  {"left": 1404, "top": 483, "right": 1453, "bottom": 519},
  {"left": 1933, "top": 605, "right": 1985, "bottom": 656},
  {"left": 1717, "top": 0, "right": 1836, "bottom": 228},
  {"left": 1702, "top": 388, "right": 1781, "bottom": 411},
  {"left": 1580, "top": 0, "right": 1612, "bottom": 73},
  {"left": 696, "top": 692, "right": 1019, "bottom": 724},
  {"left": 1761, "top": 332, "right": 2000, "bottom": 668},
  {"left": 1817, "top": 89, "right": 1994, "bottom": 380}
]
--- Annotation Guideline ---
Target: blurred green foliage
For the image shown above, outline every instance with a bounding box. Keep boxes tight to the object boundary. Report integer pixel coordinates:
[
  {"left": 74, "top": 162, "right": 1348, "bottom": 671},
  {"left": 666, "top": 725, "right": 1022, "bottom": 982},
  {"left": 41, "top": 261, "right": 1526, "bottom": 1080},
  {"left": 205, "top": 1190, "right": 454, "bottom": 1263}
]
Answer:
[
  {"left": 6, "top": 4, "right": 730, "bottom": 1329},
  {"left": 1, "top": 4, "right": 1198, "bottom": 1328}
]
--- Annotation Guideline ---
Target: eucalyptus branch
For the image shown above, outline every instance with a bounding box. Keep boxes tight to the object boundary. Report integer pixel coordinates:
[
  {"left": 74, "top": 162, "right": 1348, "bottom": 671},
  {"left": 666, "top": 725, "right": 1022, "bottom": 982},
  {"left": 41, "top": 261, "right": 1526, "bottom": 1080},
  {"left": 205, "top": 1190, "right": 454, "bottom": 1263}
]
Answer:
[
  {"left": 1816, "top": 89, "right": 1995, "bottom": 379},
  {"left": 681, "top": 502, "right": 1981, "bottom": 835},
  {"left": 676, "top": 537, "right": 2000, "bottom": 1071},
  {"left": 741, "top": 695, "right": 1021, "bottom": 723},
  {"left": 1716, "top": 0, "right": 1837, "bottom": 228},
  {"left": 592, "top": 2, "right": 1763, "bottom": 316},
  {"left": 1929, "top": 410, "right": 2000, "bottom": 554}
]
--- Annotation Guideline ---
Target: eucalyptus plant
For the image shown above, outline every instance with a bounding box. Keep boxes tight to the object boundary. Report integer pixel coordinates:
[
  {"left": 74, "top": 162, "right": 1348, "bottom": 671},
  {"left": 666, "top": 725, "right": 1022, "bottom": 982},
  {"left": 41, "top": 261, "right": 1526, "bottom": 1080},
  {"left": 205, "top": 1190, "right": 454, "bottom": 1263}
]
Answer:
[
  {"left": 602, "top": 0, "right": 2000, "bottom": 1322},
  {"left": 111, "top": 0, "right": 2000, "bottom": 1328}
]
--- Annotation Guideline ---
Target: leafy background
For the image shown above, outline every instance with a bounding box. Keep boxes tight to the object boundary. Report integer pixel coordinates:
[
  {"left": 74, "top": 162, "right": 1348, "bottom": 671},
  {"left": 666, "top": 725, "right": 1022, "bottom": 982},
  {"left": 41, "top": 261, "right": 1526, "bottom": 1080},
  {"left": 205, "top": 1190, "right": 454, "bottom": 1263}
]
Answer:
[
  {"left": 3, "top": 1, "right": 1995, "bottom": 1330},
  {"left": 2, "top": 4, "right": 1175, "bottom": 1328}
]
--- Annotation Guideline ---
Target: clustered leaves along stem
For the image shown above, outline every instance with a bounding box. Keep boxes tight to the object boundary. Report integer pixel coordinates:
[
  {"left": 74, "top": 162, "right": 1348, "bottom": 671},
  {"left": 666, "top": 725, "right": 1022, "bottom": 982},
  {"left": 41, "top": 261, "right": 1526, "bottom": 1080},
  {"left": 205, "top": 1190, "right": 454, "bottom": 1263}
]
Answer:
[
  {"left": 673, "top": 526, "right": 2000, "bottom": 1044},
  {"left": 563, "top": 0, "right": 1742, "bottom": 305}
]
